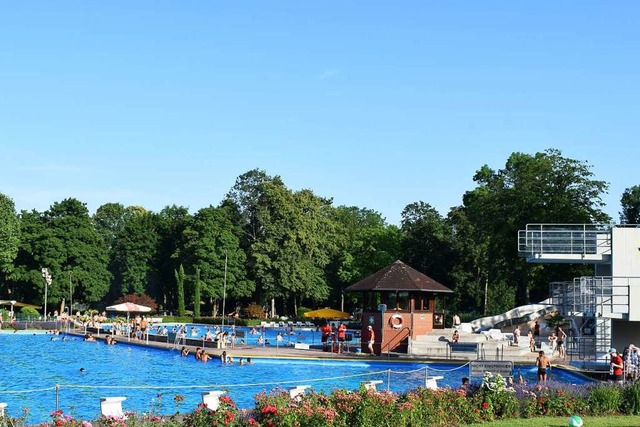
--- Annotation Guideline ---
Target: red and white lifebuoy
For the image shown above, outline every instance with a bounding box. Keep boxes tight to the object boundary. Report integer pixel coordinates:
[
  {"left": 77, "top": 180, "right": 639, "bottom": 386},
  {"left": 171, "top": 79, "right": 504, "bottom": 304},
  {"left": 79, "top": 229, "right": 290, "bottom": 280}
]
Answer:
[{"left": 389, "top": 313, "right": 403, "bottom": 329}]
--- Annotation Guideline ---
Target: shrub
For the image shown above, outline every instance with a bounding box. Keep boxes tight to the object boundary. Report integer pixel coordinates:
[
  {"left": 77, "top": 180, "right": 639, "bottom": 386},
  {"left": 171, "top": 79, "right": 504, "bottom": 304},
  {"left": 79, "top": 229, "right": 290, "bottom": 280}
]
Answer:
[
  {"left": 621, "top": 381, "right": 640, "bottom": 415},
  {"left": 244, "top": 302, "right": 265, "bottom": 319},
  {"left": 588, "top": 383, "right": 622, "bottom": 415},
  {"left": 182, "top": 397, "right": 243, "bottom": 427},
  {"left": 20, "top": 306, "right": 40, "bottom": 318},
  {"left": 114, "top": 294, "right": 158, "bottom": 311}
]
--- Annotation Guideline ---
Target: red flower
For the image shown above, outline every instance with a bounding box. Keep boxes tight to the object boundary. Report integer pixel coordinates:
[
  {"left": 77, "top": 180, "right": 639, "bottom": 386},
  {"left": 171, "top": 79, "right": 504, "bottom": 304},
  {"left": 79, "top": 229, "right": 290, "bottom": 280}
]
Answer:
[
  {"left": 262, "top": 405, "right": 279, "bottom": 416},
  {"left": 224, "top": 411, "right": 235, "bottom": 424},
  {"left": 482, "top": 402, "right": 489, "bottom": 410}
]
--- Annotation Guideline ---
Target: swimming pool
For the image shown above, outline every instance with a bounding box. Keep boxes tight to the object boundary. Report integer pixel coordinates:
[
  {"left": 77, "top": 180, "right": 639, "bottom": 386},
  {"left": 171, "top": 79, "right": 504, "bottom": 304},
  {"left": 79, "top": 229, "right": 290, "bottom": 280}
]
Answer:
[
  {"left": 0, "top": 334, "right": 592, "bottom": 423},
  {"left": 104, "top": 323, "right": 337, "bottom": 348}
]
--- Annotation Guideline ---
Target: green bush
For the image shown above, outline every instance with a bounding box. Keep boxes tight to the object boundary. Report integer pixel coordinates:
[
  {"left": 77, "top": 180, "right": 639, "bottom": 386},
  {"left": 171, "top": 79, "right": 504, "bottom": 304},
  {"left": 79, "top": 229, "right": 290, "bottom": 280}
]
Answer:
[
  {"left": 588, "top": 384, "right": 622, "bottom": 415},
  {"left": 20, "top": 306, "right": 40, "bottom": 318},
  {"left": 296, "top": 306, "right": 311, "bottom": 319},
  {"left": 163, "top": 316, "right": 193, "bottom": 324},
  {"left": 621, "top": 381, "right": 640, "bottom": 415},
  {"left": 244, "top": 302, "right": 266, "bottom": 319},
  {"left": 191, "top": 316, "right": 250, "bottom": 327}
]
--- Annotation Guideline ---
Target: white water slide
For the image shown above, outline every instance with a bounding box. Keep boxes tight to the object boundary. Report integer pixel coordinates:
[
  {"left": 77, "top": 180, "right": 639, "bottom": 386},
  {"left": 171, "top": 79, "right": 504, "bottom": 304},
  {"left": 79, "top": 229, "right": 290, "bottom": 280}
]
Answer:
[{"left": 469, "top": 303, "right": 558, "bottom": 332}]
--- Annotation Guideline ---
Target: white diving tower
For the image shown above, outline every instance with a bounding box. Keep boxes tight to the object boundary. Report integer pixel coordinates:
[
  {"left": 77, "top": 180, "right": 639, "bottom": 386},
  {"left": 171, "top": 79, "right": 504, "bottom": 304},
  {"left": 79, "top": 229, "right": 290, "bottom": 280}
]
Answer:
[{"left": 518, "top": 224, "right": 640, "bottom": 362}]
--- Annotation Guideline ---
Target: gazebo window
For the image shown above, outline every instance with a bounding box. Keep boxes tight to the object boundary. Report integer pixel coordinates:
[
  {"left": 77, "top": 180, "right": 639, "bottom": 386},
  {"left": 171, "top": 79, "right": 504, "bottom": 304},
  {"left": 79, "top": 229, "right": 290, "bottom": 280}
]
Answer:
[
  {"left": 397, "top": 291, "right": 409, "bottom": 310},
  {"left": 364, "top": 292, "right": 381, "bottom": 311},
  {"left": 417, "top": 294, "right": 429, "bottom": 311},
  {"left": 386, "top": 291, "right": 409, "bottom": 311}
]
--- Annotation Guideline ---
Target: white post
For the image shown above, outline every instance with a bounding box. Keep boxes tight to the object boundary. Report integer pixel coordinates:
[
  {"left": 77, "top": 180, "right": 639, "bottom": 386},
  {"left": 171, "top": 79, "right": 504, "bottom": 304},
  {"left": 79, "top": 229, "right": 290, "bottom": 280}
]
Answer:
[
  {"left": 69, "top": 271, "right": 73, "bottom": 319},
  {"left": 222, "top": 251, "right": 227, "bottom": 329},
  {"left": 41, "top": 268, "right": 52, "bottom": 322}
]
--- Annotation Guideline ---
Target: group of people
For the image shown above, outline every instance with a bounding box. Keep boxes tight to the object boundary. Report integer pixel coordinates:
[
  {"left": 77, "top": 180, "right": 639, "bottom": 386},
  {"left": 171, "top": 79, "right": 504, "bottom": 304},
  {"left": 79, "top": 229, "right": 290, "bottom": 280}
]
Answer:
[
  {"left": 609, "top": 344, "right": 640, "bottom": 383},
  {"left": 320, "top": 322, "right": 351, "bottom": 353},
  {"left": 514, "top": 322, "right": 568, "bottom": 359},
  {"left": 183, "top": 347, "right": 254, "bottom": 366}
]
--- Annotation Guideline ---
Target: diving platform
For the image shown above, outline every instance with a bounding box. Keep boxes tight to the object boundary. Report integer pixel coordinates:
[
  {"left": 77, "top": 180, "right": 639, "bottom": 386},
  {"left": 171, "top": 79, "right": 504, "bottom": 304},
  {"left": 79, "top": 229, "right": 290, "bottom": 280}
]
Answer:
[{"left": 518, "top": 223, "right": 611, "bottom": 264}]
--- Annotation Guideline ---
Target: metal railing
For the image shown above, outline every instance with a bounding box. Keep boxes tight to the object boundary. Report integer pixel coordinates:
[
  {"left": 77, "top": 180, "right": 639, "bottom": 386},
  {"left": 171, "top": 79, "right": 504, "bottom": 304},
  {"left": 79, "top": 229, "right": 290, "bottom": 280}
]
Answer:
[
  {"left": 549, "top": 277, "right": 630, "bottom": 318},
  {"left": 517, "top": 223, "right": 612, "bottom": 257},
  {"left": 382, "top": 326, "right": 411, "bottom": 358}
]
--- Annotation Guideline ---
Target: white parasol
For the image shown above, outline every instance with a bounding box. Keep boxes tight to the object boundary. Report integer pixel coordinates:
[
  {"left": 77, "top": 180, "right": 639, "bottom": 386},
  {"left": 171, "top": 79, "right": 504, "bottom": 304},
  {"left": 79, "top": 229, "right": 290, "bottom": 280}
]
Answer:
[{"left": 106, "top": 302, "right": 152, "bottom": 340}]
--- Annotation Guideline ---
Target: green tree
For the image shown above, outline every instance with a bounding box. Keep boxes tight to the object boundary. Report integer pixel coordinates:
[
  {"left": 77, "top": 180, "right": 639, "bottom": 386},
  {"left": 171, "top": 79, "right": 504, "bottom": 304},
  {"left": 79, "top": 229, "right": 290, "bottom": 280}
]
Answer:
[
  {"left": 93, "top": 202, "right": 127, "bottom": 250},
  {"left": 155, "top": 205, "right": 191, "bottom": 311},
  {"left": 620, "top": 185, "right": 640, "bottom": 224},
  {"left": 327, "top": 206, "right": 401, "bottom": 309},
  {"left": 400, "top": 202, "right": 456, "bottom": 286},
  {"left": 461, "top": 149, "right": 610, "bottom": 310},
  {"left": 224, "top": 169, "right": 280, "bottom": 307},
  {"left": 0, "top": 193, "right": 20, "bottom": 293},
  {"left": 179, "top": 206, "right": 252, "bottom": 316},
  {"left": 11, "top": 199, "right": 110, "bottom": 308},
  {"left": 194, "top": 268, "right": 201, "bottom": 317},
  {"left": 252, "top": 182, "right": 336, "bottom": 314},
  {"left": 110, "top": 206, "right": 159, "bottom": 298},
  {"left": 176, "top": 264, "right": 185, "bottom": 317}
]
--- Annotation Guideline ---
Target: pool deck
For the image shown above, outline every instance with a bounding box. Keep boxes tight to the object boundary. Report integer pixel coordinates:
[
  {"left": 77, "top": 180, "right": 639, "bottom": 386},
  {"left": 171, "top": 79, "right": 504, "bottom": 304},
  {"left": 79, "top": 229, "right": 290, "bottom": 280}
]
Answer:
[
  {"left": 65, "top": 326, "right": 565, "bottom": 368},
  {"left": 3, "top": 319, "right": 587, "bottom": 372}
]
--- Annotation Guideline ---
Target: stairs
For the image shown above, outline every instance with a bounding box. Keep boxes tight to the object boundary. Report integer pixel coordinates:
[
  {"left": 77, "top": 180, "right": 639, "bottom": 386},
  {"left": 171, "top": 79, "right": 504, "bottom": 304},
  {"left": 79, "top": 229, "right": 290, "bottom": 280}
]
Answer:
[{"left": 408, "top": 328, "right": 538, "bottom": 362}]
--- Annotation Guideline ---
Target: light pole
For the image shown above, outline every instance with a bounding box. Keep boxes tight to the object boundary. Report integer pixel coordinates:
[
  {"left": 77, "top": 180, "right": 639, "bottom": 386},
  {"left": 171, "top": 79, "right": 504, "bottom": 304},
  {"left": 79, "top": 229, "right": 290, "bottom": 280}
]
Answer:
[
  {"left": 221, "top": 251, "right": 228, "bottom": 329},
  {"left": 41, "top": 268, "right": 52, "bottom": 321},
  {"left": 69, "top": 271, "right": 73, "bottom": 318}
]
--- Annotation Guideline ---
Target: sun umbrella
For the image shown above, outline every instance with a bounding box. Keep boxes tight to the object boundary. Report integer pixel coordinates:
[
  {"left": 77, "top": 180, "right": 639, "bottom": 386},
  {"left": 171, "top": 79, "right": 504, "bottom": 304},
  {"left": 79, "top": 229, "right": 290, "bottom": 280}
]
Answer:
[
  {"left": 106, "top": 302, "right": 152, "bottom": 341},
  {"left": 303, "top": 307, "right": 350, "bottom": 319},
  {"left": 106, "top": 302, "right": 152, "bottom": 313}
]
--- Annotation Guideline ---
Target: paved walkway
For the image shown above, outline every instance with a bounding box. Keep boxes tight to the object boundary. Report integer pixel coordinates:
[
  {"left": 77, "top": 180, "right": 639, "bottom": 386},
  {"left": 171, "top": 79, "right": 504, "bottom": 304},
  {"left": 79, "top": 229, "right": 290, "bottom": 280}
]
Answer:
[{"left": 71, "top": 328, "right": 569, "bottom": 368}]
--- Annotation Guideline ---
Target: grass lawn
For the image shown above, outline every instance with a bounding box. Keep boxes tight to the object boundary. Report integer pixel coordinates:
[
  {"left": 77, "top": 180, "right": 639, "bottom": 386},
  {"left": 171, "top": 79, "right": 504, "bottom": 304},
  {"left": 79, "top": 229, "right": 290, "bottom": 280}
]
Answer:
[{"left": 468, "top": 415, "right": 640, "bottom": 426}]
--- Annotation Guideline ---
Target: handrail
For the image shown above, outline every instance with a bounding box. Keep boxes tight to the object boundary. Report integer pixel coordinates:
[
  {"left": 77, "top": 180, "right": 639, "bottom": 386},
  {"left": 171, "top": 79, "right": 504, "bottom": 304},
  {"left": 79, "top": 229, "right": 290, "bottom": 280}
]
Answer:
[{"left": 382, "top": 326, "right": 411, "bottom": 358}]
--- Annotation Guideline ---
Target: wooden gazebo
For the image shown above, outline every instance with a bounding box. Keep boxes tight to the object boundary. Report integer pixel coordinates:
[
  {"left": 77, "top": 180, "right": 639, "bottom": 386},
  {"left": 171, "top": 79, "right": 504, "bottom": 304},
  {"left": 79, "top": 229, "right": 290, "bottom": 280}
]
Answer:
[{"left": 345, "top": 260, "right": 453, "bottom": 354}]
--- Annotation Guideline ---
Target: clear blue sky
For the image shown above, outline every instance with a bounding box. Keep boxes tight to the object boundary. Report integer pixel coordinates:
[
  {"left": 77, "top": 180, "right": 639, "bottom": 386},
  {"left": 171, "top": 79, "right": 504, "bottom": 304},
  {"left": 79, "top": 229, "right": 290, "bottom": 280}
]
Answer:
[{"left": 2, "top": 2, "right": 638, "bottom": 225}]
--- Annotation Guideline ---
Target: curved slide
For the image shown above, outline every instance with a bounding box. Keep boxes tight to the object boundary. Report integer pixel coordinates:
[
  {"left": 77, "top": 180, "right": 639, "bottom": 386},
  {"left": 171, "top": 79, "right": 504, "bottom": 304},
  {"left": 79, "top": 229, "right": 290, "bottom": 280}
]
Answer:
[{"left": 468, "top": 303, "right": 558, "bottom": 332}]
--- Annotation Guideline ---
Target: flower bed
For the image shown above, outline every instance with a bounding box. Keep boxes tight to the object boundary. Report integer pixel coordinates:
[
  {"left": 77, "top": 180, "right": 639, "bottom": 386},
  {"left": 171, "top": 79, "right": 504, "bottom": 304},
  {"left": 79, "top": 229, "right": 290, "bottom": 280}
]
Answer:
[{"left": 6, "top": 376, "right": 640, "bottom": 427}]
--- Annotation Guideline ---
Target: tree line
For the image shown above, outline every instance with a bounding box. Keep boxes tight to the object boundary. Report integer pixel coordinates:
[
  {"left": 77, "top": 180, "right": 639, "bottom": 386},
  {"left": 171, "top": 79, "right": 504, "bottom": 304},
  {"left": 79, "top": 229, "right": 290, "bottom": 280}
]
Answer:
[{"left": 1, "top": 149, "right": 639, "bottom": 318}]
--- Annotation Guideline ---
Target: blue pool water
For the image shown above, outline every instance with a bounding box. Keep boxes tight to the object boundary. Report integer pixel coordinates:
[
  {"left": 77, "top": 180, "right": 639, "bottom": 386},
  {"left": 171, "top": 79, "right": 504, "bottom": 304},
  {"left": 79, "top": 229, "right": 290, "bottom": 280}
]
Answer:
[
  {"left": 105, "top": 323, "right": 335, "bottom": 347},
  {"left": 0, "top": 334, "right": 592, "bottom": 424}
]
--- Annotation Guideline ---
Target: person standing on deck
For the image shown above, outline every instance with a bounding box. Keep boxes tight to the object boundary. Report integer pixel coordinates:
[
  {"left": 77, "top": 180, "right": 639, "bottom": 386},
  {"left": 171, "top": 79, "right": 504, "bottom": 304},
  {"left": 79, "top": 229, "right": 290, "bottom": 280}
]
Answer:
[
  {"left": 609, "top": 348, "right": 624, "bottom": 383},
  {"left": 452, "top": 314, "right": 461, "bottom": 329},
  {"left": 513, "top": 325, "right": 521, "bottom": 346},
  {"left": 321, "top": 322, "right": 332, "bottom": 352},
  {"left": 534, "top": 320, "right": 540, "bottom": 344},
  {"left": 367, "top": 325, "right": 376, "bottom": 355},
  {"left": 337, "top": 323, "right": 347, "bottom": 352}
]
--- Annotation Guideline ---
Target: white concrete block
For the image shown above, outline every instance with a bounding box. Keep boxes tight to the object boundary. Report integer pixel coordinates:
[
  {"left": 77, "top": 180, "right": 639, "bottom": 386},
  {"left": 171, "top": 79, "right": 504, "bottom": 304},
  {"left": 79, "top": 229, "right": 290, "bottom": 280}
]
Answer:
[
  {"left": 360, "top": 380, "right": 383, "bottom": 391},
  {"left": 100, "top": 397, "right": 126, "bottom": 417},
  {"left": 288, "top": 385, "right": 310, "bottom": 400},
  {"left": 202, "top": 391, "right": 226, "bottom": 410}
]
